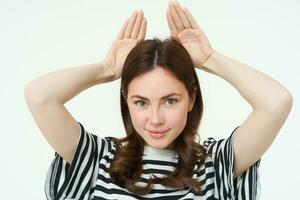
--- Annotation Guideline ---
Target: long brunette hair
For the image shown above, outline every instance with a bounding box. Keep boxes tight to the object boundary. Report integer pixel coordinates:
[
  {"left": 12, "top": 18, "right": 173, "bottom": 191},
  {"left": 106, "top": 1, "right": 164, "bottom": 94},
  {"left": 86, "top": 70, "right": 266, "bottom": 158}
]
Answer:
[{"left": 109, "top": 38, "right": 211, "bottom": 196}]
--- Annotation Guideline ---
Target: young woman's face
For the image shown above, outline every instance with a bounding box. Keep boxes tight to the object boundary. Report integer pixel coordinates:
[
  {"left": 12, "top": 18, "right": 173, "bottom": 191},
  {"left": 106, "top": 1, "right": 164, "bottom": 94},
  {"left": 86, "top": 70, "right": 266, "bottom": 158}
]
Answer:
[{"left": 126, "top": 67, "right": 196, "bottom": 150}]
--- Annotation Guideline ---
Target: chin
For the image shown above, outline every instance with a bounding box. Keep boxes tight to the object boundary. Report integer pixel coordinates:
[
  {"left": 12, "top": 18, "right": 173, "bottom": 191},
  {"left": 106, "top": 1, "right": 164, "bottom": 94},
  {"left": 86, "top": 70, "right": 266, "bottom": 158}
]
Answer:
[{"left": 146, "top": 141, "right": 172, "bottom": 149}]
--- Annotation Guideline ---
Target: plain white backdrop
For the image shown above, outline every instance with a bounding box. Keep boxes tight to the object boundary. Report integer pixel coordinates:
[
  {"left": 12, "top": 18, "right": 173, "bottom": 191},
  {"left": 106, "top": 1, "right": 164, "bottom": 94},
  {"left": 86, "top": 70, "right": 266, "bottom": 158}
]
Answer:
[{"left": 0, "top": 0, "right": 299, "bottom": 199}]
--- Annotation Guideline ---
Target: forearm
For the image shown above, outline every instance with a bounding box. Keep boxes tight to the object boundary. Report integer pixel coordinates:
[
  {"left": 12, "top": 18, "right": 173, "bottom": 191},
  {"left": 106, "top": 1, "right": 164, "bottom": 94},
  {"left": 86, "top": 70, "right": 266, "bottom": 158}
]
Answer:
[
  {"left": 26, "top": 61, "right": 115, "bottom": 104},
  {"left": 202, "top": 51, "right": 292, "bottom": 112}
]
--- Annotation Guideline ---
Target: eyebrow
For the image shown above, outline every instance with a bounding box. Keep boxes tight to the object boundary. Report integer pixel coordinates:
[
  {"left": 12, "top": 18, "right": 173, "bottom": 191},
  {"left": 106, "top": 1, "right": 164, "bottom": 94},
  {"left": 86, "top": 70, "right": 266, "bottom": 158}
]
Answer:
[{"left": 130, "top": 93, "right": 182, "bottom": 100}]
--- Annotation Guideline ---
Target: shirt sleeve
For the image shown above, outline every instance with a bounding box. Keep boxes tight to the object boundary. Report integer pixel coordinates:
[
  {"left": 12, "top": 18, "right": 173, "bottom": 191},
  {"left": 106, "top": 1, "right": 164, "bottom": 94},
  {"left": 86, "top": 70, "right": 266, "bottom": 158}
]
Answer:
[
  {"left": 44, "top": 122, "right": 107, "bottom": 200},
  {"left": 203, "top": 126, "right": 261, "bottom": 200}
]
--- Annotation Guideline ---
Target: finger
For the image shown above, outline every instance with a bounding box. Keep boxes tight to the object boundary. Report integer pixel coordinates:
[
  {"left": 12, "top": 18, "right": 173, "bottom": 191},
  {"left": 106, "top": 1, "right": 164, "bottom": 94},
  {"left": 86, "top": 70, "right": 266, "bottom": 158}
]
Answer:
[
  {"left": 173, "top": 0, "right": 191, "bottom": 29},
  {"left": 131, "top": 10, "right": 144, "bottom": 39},
  {"left": 168, "top": 1, "right": 184, "bottom": 32},
  {"left": 166, "top": 9, "right": 178, "bottom": 35},
  {"left": 124, "top": 10, "right": 138, "bottom": 38},
  {"left": 182, "top": 7, "right": 200, "bottom": 29},
  {"left": 116, "top": 18, "right": 130, "bottom": 40},
  {"left": 137, "top": 17, "right": 147, "bottom": 42}
]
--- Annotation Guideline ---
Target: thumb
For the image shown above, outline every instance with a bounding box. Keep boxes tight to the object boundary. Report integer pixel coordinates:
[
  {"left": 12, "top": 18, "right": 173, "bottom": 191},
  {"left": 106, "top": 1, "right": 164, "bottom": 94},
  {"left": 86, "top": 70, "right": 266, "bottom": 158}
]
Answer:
[{"left": 171, "top": 34, "right": 180, "bottom": 43}]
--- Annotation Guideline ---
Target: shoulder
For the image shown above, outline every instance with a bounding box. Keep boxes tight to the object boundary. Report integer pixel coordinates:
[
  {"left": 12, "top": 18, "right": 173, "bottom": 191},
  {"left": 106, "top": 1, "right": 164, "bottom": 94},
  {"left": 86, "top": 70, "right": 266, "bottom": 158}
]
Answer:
[
  {"left": 99, "top": 136, "right": 120, "bottom": 157},
  {"left": 201, "top": 126, "right": 240, "bottom": 155},
  {"left": 77, "top": 122, "right": 118, "bottom": 157},
  {"left": 203, "top": 137, "right": 217, "bottom": 148},
  {"left": 103, "top": 136, "right": 118, "bottom": 151},
  {"left": 202, "top": 136, "right": 218, "bottom": 154}
]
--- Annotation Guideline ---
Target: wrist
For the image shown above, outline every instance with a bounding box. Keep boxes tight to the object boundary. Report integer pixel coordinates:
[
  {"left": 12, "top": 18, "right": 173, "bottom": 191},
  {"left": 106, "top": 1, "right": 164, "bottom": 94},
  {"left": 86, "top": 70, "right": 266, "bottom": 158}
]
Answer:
[
  {"left": 201, "top": 50, "right": 221, "bottom": 75},
  {"left": 96, "top": 61, "right": 117, "bottom": 83}
]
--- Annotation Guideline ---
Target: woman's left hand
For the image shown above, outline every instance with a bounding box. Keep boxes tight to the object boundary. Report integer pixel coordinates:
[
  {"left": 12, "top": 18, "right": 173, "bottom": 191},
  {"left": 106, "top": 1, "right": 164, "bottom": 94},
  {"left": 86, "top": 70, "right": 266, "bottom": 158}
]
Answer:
[{"left": 166, "top": 0, "right": 215, "bottom": 69}]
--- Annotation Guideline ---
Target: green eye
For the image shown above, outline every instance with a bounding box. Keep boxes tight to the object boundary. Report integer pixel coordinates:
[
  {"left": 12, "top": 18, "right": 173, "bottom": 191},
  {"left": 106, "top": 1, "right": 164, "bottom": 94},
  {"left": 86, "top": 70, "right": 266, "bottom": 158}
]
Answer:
[
  {"left": 166, "top": 98, "right": 177, "bottom": 105},
  {"left": 134, "top": 98, "right": 177, "bottom": 107},
  {"left": 134, "top": 100, "right": 146, "bottom": 107}
]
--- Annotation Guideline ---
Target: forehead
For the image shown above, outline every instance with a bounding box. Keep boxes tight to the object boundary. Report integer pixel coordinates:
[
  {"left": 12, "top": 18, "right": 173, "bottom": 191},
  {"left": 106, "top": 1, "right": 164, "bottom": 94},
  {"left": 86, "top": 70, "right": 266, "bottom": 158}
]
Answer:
[{"left": 128, "top": 67, "right": 187, "bottom": 97}]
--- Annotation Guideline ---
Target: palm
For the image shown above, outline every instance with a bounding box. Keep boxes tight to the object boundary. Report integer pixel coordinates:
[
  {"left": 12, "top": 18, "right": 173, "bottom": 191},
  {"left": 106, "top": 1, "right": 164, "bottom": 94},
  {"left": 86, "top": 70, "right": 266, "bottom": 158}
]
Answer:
[
  {"left": 177, "top": 29, "right": 214, "bottom": 68},
  {"left": 104, "top": 10, "right": 147, "bottom": 80},
  {"left": 105, "top": 39, "right": 138, "bottom": 78},
  {"left": 167, "top": 1, "right": 215, "bottom": 68}
]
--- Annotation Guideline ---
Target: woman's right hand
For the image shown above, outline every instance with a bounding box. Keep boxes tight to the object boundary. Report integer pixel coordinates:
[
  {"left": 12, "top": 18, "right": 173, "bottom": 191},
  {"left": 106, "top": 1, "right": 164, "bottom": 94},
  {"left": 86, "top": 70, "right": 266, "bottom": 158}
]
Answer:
[{"left": 104, "top": 10, "right": 147, "bottom": 80}]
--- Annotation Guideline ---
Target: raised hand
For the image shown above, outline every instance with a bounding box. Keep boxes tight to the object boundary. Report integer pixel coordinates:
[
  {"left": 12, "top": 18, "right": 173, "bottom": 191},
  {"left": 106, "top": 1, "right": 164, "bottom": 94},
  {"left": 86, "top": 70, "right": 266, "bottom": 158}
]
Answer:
[
  {"left": 166, "top": 0, "right": 215, "bottom": 70},
  {"left": 104, "top": 10, "right": 147, "bottom": 80}
]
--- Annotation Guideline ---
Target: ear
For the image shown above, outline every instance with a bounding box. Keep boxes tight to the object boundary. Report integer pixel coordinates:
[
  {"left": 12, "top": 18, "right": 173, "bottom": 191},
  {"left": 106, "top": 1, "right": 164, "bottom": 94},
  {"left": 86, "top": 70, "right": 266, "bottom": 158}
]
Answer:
[{"left": 188, "top": 87, "right": 197, "bottom": 112}]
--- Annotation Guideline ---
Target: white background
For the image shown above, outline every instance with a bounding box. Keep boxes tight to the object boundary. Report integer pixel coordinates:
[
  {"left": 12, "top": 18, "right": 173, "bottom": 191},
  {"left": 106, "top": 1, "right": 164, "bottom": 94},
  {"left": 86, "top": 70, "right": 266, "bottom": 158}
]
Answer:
[{"left": 0, "top": 0, "right": 299, "bottom": 199}]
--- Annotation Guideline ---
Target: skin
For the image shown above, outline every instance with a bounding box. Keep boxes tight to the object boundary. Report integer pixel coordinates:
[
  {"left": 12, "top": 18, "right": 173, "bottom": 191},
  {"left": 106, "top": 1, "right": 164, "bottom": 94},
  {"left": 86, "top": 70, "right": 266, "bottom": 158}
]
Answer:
[
  {"left": 126, "top": 66, "right": 196, "bottom": 150},
  {"left": 26, "top": 0, "right": 293, "bottom": 181}
]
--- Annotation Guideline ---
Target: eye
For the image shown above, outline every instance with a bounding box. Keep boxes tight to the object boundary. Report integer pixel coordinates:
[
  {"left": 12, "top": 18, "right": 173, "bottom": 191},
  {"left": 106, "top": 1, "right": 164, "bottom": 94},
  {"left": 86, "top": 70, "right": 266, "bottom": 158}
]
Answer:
[
  {"left": 166, "top": 98, "right": 177, "bottom": 105},
  {"left": 133, "top": 98, "right": 177, "bottom": 108},
  {"left": 134, "top": 100, "right": 146, "bottom": 107}
]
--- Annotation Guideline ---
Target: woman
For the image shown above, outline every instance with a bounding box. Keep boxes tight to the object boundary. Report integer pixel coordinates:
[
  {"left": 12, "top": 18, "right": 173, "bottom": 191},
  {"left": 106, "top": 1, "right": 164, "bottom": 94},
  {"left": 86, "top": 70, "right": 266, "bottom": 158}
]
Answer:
[{"left": 25, "top": 1, "right": 293, "bottom": 199}]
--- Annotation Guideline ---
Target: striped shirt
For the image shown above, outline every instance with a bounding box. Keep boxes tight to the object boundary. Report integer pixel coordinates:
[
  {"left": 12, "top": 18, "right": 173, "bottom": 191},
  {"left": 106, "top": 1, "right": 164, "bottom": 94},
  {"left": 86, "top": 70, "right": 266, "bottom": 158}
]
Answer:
[{"left": 44, "top": 122, "right": 261, "bottom": 199}]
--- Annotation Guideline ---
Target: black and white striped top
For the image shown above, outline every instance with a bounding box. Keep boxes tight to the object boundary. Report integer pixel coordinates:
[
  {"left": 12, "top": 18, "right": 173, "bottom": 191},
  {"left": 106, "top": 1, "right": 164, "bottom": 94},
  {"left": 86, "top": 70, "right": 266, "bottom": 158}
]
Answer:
[{"left": 45, "top": 122, "right": 261, "bottom": 200}]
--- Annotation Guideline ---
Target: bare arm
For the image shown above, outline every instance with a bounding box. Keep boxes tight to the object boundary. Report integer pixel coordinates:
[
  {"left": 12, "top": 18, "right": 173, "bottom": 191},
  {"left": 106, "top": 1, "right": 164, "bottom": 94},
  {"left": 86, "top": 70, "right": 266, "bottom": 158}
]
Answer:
[
  {"left": 24, "top": 62, "right": 114, "bottom": 163},
  {"left": 24, "top": 10, "right": 147, "bottom": 164},
  {"left": 203, "top": 51, "right": 292, "bottom": 112},
  {"left": 167, "top": 1, "right": 293, "bottom": 179},
  {"left": 203, "top": 51, "right": 293, "bottom": 178},
  {"left": 25, "top": 62, "right": 114, "bottom": 104}
]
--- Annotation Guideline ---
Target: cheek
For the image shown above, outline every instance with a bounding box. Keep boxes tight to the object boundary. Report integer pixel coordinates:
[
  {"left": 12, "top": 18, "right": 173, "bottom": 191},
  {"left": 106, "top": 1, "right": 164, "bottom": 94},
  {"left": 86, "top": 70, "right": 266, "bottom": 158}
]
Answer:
[
  {"left": 166, "top": 108, "right": 188, "bottom": 128},
  {"left": 129, "top": 109, "right": 147, "bottom": 129}
]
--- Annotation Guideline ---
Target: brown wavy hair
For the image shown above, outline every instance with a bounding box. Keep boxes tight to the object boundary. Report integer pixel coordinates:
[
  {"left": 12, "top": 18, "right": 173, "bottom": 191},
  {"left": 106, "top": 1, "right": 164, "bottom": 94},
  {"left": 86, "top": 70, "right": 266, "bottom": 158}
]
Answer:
[{"left": 108, "top": 38, "right": 212, "bottom": 196}]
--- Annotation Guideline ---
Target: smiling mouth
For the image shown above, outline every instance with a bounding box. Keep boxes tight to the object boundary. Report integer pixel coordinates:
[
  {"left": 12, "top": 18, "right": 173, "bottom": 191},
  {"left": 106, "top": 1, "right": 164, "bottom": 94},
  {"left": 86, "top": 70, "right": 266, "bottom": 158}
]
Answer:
[
  {"left": 147, "top": 129, "right": 170, "bottom": 139},
  {"left": 147, "top": 129, "right": 170, "bottom": 134}
]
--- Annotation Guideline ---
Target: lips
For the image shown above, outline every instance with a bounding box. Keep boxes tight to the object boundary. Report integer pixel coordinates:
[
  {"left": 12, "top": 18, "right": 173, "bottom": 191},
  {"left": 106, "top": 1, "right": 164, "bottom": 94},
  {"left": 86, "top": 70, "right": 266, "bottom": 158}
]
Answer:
[
  {"left": 147, "top": 129, "right": 170, "bottom": 134},
  {"left": 147, "top": 129, "right": 169, "bottom": 139}
]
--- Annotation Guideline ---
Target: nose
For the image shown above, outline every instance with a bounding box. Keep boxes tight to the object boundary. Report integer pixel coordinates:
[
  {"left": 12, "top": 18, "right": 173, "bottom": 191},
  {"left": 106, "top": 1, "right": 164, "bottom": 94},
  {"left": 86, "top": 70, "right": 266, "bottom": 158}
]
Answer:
[{"left": 149, "top": 106, "right": 164, "bottom": 126}]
